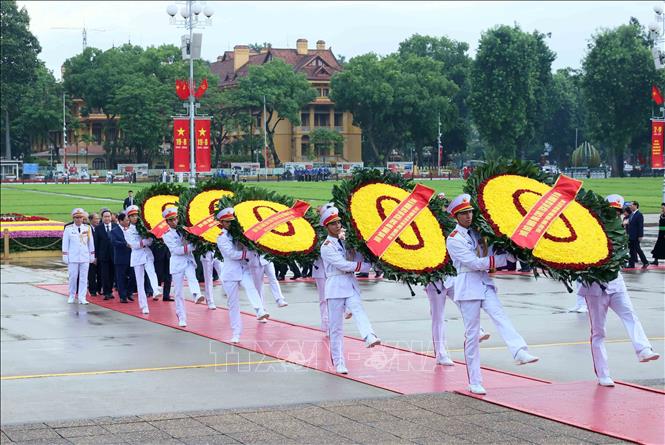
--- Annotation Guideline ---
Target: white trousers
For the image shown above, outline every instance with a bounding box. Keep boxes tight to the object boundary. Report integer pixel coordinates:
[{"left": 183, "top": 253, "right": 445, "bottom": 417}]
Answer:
[
  {"left": 315, "top": 278, "right": 328, "bottom": 331},
  {"left": 222, "top": 271, "right": 265, "bottom": 337},
  {"left": 327, "top": 294, "right": 375, "bottom": 367},
  {"left": 133, "top": 261, "right": 160, "bottom": 311},
  {"left": 251, "top": 263, "right": 285, "bottom": 304},
  {"left": 173, "top": 263, "right": 201, "bottom": 323},
  {"left": 201, "top": 257, "right": 222, "bottom": 305},
  {"left": 68, "top": 262, "right": 89, "bottom": 302},
  {"left": 584, "top": 291, "right": 652, "bottom": 379},
  {"left": 458, "top": 291, "right": 527, "bottom": 385},
  {"left": 425, "top": 284, "right": 454, "bottom": 362}
]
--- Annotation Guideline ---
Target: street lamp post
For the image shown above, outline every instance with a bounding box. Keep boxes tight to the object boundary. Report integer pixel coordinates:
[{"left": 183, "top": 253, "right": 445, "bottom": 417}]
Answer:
[
  {"left": 167, "top": 1, "right": 213, "bottom": 187},
  {"left": 649, "top": 2, "right": 665, "bottom": 202}
]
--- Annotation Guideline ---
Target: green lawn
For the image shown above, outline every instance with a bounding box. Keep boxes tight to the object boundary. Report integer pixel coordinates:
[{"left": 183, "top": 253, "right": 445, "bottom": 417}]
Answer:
[{"left": 1, "top": 177, "right": 661, "bottom": 222}]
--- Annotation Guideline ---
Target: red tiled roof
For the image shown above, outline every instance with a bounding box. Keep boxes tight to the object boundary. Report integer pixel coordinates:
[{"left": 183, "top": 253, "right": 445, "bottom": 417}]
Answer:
[
  {"left": 211, "top": 47, "right": 342, "bottom": 88},
  {"left": 32, "top": 144, "right": 106, "bottom": 158}
]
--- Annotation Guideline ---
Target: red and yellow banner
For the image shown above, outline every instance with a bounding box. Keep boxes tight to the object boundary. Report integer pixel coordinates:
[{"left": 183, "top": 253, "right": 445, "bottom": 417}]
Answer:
[
  {"left": 149, "top": 219, "right": 171, "bottom": 239},
  {"left": 184, "top": 214, "right": 218, "bottom": 236},
  {"left": 195, "top": 118, "right": 211, "bottom": 173},
  {"left": 652, "top": 120, "right": 664, "bottom": 169},
  {"left": 365, "top": 184, "right": 435, "bottom": 258},
  {"left": 173, "top": 118, "right": 190, "bottom": 173},
  {"left": 243, "top": 200, "right": 311, "bottom": 241},
  {"left": 510, "top": 174, "right": 583, "bottom": 249}
]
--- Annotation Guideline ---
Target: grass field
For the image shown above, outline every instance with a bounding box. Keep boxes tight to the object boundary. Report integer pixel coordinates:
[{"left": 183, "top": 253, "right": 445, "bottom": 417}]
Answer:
[{"left": 1, "top": 177, "right": 661, "bottom": 222}]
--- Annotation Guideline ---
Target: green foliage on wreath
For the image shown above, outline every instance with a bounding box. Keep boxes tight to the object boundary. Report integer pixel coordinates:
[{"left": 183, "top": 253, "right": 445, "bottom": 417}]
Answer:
[
  {"left": 218, "top": 186, "right": 321, "bottom": 266},
  {"left": 331, "top": 168, "right": 457, "bottom": 286},
  {"left": 134, "top": 182, "right": 187, "bottom": 241},
  {"left": 464, "top": 159, "right": 628, "bottom": 288},
  {"left": 177, "top": 178, "right": 246, "bottom": 255}
]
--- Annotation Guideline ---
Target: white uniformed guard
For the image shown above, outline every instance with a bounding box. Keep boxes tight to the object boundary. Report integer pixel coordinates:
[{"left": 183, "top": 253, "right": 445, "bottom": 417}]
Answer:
[
  {"left": 161, "top": 207, "right": 202, "bottom": 327},
  {"left": 249, "top": 252, "right": 288, "bottom": 316},
  {"left": 200, "top": 250, "right": 221, "bottom": 310},
  {"left": 215, "top": 207, "right": 269, "bottom": 343},
  {"left": 62, "top": 208, "right": 95, "bottom": 304},
  {"left": 446, "top": 194, "right": 538, "bottom": 395},
  {"left": 320, "top": 206, "right": 380, "bottom": 374},
  {"left": 576, "top": 194, "right": 660, "bottom": 387},
  {"left": 123, "top": 205, "right": 162, "bottom": 314}
]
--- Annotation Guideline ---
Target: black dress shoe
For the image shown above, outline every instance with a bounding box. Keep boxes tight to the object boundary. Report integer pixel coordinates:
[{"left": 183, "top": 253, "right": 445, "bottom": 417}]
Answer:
[
  {"left": 127, "top": 296, "right": 134, "bottom": 302},
  {"left": 103, "top": 295, "right": 112, "bottom": 300},
  {"left": 120, "top": 299, "right": 128, "bottom": 303},
  {"left": 163, "top": 297, "right": 174, "bottom": 302}
]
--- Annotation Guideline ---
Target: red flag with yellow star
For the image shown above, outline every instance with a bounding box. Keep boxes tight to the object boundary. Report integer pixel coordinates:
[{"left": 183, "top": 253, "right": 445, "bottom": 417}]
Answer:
[
  {"left": 194, "top": 78, "right": 208, "bottom": 99},
  {"left": 175, "top": 79, "right": 190, "bottom": 101},
  {"left": 195, "top": 117, "right": 211, "bottom": 172},
  {"left": 652, "top": 85, "right": 664, "bottom": 105},
  {"left": 173, "top": 118, "right": 190, "bottom": 172}
]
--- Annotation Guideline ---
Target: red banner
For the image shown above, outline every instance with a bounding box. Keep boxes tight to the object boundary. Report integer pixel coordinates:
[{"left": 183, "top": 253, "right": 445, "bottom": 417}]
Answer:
[
  {"left": 195, "top": 118, "right": 211, "bottom": 173},
  {"left": 184, "top": 214, "right": 218, "bottom": 236},
  {"left": 652, "top": 120, "right": 664, "bottom": 169},
  {"left": 173, "top": 118, "right": 190, "bottom": 173},
  {"left": 150, "top": 219, "right": 171, "bottom": 239},
  {"left": 243, "top": 200, "right": 311, "bottom": 241},
  {"left": 510, "top": 175, "right": 583, "bottom": 249},
  {"left": 365, "top": 184, "right": 435, "bottom": 258}
]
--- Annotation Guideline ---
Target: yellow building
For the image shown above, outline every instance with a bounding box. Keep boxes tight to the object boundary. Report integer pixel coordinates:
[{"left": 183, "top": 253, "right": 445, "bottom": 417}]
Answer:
[{"left": 210, "top": 38, "right": 362, "bottom": 164}]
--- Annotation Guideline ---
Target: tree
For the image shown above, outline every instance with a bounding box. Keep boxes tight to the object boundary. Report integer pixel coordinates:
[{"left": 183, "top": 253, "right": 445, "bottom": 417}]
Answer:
[
  {"left": 581, "top": 22, "right": 656, "bottom": 176},
  {"left": 224, "top": 59, "right": 317, "bottom": 166},
  {"left": 398, "top": 34, "right": 472, "bottom": 156},
  {"left": 0, "top": 0, "right": 41, "bottom": 159},
  {"left": 308, "top": 128, "right": 344, "bottom": 160},
  {"left": 470, "top": 25, "right": 555, "bottom": 159}
]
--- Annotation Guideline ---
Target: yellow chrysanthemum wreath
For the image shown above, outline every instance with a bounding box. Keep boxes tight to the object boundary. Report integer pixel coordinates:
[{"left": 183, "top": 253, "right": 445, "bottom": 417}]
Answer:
[{"left": 135, "top": 183, "right": 187, "bottom": 239}]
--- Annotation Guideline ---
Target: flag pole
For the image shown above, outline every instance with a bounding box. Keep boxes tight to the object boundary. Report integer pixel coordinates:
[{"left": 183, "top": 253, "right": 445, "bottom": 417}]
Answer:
[{"left": 263, "top": 95, "right": 268, "bottom": 179}]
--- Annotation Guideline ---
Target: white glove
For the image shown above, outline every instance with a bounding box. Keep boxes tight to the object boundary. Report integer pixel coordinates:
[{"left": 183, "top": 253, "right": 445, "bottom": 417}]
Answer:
[
  {"left": 505, "top": 252, "right": 516, "bottom": 263},
  {"left": 89, "top": 255, "right": 96, "bottom": 264},
  {"left": 62, "top": 255, "right": 68, "bottom": 264},
  {"left": 143, "top": 238, "right": 153, "bottom": 247}
]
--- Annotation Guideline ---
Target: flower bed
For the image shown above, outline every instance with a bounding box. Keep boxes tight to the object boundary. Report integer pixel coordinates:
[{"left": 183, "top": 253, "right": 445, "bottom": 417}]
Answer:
[{"left": 0, "top": 213, "right": 65, "bottom": 252}]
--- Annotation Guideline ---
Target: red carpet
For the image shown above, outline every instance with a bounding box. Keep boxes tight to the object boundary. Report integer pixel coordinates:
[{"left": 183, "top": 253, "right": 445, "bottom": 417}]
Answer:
[{"left": 37, "top": 283, "right": 663, "bottom": 444}]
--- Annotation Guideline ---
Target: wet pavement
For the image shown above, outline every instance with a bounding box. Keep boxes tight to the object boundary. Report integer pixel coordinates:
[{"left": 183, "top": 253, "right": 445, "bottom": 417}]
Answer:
[{"left": 1, "top": 223, "right": 663, "bottom": 443}]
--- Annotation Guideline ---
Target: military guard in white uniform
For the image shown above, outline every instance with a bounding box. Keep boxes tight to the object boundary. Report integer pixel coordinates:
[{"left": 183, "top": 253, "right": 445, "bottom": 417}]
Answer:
[
  {"left": 200, "top": 251, "right": 221, "bottom": 310},
  {"left": 446, "top": 194, "right": 538, "bottom": 395},
  {"left": 161, "top": 207, "right": 203, "bottom": 327},
  {"left": 577, "top": 194, "right": 660, "bottom": 387},
  {"left": 216, "top": 208, "right": 269, "bottom": 343},
  {"left": 249, "top": 253, "right": 288, "bottom": 313},
  {"left": 319, "top": 206, "right": 381, "bottom": 374},
  {"left": 62, "top": 208, "right": 95, "bottom": 304},
  {"left": 123, "top": 205, "right": 162, "bottom": 314}
]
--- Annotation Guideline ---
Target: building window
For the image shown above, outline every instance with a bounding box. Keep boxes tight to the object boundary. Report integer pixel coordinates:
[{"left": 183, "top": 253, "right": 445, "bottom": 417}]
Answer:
[
  {"left": 301, "top": 135, "right": 310, "bottom": 157},
  {"left": 314, "top": 106, "right": 330, "bottom": 127},
  {"left": 300, "top": 111, "right": 310, "bottom": 127},
  {"left": 92, "top": 158, "right": 105, "bottom": 169},
  {"left": 320, "top": 88, "right": 329, "bottom": 97},
  {"left": 334, "top": 112, "right": 343, "bottom": 127}
]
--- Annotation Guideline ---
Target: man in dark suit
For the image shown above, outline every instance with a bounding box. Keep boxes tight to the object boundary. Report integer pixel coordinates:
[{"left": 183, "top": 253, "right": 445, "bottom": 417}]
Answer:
[
  {"left": 123, "top": 190, "right": 134, "bottom": 210},
  {"left": 94, "top": 209, "right": 117, "bottom": 299},
  {"left": 110, "top": 212, "right": 134, "bottom": 303},
  {"left": 87, "top": 212, "right": 101, "bottom": 296},
  {"left": 150, "top": 241, "right": 173, "bottom": 301},
  {"left": 627, "top": 201, "right": 649, "bottom": 269}
]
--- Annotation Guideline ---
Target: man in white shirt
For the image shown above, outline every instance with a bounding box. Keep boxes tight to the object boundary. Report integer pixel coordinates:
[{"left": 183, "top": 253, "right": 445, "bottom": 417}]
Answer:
[
  {"left": 446, "top": 194, "right": 538, "bottom": 395},
  {"left": 216, "top": 207, "right": 269, "bottom": 343},
  {"left": 320, "top": 206, "right": 380, "bottom": 375},
  {"left": 123, "top": 205, "right": 162, "bottom": 314},
  {"left": 161, "top": 207, "right": 203, "bottom": 327},
  {"left": 62, "top": 208, "right": 95, "bottom": 304}
]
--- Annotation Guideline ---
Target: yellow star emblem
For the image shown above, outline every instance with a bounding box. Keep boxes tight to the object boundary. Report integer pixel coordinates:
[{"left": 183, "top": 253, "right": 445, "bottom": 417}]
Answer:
[
  {"left": 177, "top": 127, "right": 185, "bottom": 136},
  {"left": 198, "top": 127, "right": 207, "bottom": 137}
]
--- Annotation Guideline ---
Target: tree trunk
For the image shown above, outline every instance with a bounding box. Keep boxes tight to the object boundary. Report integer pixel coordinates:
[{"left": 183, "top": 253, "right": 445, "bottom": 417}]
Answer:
[
  {"left": 4, "top": 109, "right": 11, "bottom": 160},
  {"left": 267, "top": 115, "right": 282, "bottom": 166},
  {"left": 613, "top": 147, "right": 624, "bottom": 177}
]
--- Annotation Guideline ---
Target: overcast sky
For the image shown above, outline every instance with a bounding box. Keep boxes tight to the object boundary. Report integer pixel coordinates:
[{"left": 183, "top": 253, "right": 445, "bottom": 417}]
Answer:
[{"left": 17, "top": 1, "right": 658, "bottom": 80}]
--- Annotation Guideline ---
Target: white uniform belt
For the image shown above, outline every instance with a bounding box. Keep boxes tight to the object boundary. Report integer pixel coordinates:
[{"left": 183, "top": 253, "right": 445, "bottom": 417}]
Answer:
[
  {"left": 327, "top": 271, "right": 354, "bottom": 277},
  {"left": 457, "top": 266, "right": 480, "bottom": 273}
]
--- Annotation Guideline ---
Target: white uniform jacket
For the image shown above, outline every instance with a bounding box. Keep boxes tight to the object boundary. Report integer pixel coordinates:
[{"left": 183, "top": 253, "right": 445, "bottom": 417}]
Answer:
[
  {"left": 446, "top": 224, "right": 508, "bottom": 302},
  {"left": 311, "top": 256, "right": 326, "bottom": 279},
  {"left": 162, "top": 227, "right": 197, "bottom": 274},
  {"left": 216, "top": 229, "right": 249, "bottom": 282},
  {"left": 320, "top": 235, "right": 371, "bottom": 300},
  {"left": 123, "top": 224, "right": 154, "bottom": 267},
  {"left": 576, "top": 273, "right": 627, "bottom": 297},
  {"left": 62, "top": 223, "right": 95, "bottom": 263}
]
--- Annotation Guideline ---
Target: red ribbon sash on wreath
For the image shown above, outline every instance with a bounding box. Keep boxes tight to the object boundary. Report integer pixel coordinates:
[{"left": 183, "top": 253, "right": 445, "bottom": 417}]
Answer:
[
  {"left": 510, "top": 174, "right": 583, "bottom": 250},
  {"left": 184, "top": 214, "right": 218, "bottom": 236},
  {"left": 366, "top": 184, "right": 435, "bottom": 258},
  {"left": 243, "top": 200, "right": 311, "bottom": 241},
  {"left": 150, "top": 219, "right": 171, "bottom": 239}
]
